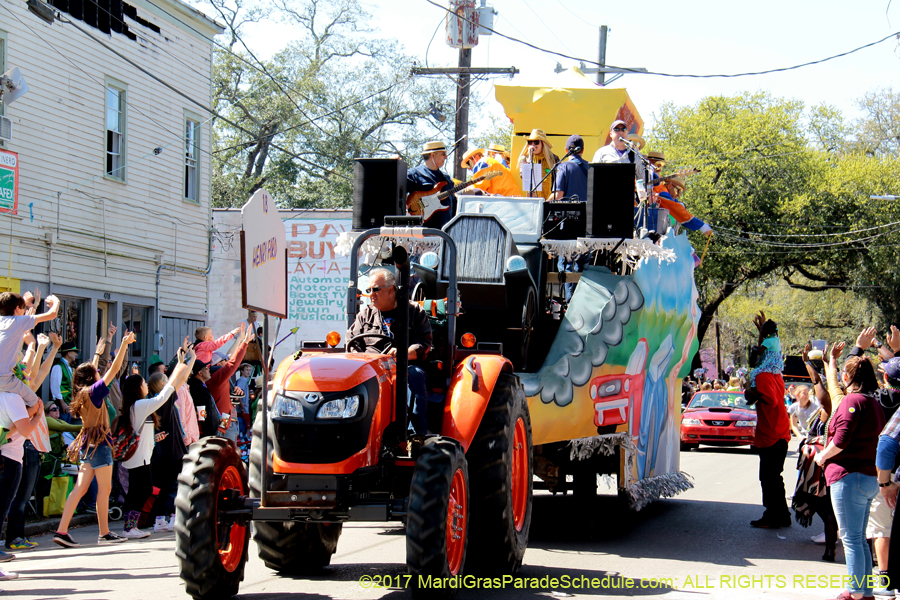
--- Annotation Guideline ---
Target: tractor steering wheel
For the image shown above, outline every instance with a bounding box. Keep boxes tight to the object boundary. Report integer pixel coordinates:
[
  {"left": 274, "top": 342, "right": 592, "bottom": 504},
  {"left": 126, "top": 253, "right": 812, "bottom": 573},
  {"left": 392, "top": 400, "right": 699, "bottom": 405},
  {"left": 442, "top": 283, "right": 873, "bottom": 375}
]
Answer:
[{"left": 346, "top": 333, "right": 395, "bottom": 354}]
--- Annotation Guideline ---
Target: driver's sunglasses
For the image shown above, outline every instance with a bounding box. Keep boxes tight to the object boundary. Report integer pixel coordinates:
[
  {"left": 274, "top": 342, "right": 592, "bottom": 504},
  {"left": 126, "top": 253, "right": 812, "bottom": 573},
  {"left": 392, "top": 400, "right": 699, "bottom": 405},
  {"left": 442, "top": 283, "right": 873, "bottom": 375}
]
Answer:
[
  {"left": 365, "top": 285, "right": 390, "bottom": 295},
  {"left": 613, "top": 126, "right": 627, "bottom": 132}
]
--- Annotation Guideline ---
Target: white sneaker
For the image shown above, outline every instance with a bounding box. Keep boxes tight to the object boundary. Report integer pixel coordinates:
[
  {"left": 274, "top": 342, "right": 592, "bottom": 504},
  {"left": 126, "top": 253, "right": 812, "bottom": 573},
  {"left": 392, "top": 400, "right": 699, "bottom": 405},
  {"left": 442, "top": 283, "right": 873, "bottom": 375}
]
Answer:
[
  {"left": 811, "top": 532, "right": 826, "bottom": 544},
  {"left": 0, "top": 568, "right": 18, "bottom": 581},
  {"left": 153, "top": 516, "right": 168, "bottom": 533},
  {"left": 166, "top": 515, "right": 176, "bottom": 532},
  {"left": 122, "top": 528, "right": 151, "bottom": 539}
]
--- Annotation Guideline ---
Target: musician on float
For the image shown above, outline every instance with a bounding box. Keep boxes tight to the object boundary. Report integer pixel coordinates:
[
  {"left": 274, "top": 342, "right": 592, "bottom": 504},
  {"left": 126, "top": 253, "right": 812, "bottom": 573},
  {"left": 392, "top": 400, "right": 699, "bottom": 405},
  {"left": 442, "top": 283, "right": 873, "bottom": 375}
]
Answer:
[
  {"left": 486, "top": 143, "right": 509, "bottom": 168},
  {"left": 406, "top": 141, "right": 456, "bottom": 229},
  {"left": 552, "top": 134, "right": 591, "bottom": 303},
  {"left": 461, "top": 147, "right": 523, "bottom": 198},
  {"left": 517, "top": 129, "right": 558, "bottom": 201},
  {"left": 592, "top": 119, "right": 646, "bottom": 184}
]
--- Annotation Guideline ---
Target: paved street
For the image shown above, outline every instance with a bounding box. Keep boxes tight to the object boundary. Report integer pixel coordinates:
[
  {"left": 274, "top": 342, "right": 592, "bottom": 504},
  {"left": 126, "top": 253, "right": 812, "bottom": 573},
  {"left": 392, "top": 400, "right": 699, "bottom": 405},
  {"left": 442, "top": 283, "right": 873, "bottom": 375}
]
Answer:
[{"left": 2, "top": 439, "right": 854, "bottom": 600}]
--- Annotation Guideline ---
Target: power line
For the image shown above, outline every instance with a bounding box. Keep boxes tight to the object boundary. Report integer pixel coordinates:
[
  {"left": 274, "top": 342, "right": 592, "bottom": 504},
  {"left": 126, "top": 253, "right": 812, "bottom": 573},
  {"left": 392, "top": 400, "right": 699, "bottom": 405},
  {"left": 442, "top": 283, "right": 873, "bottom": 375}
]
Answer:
[
  {"left": 714, "top": 225, "right": 900, "bottom": 248},
  {"left": 715, "top": 220, "right": 900, "bottom": 238},
  {"left": 423, "top": 0, "right": 900, "bottom": 79}
]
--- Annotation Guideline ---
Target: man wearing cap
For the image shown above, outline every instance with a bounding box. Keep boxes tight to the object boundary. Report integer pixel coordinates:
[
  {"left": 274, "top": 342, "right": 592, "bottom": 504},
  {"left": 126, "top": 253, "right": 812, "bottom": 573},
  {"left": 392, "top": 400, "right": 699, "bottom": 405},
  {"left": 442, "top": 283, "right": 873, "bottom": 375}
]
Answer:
[
  {"left": 592, "top": 119, "right": 646, "bottom": 185},
  {"left": 50, "top": 340, "right": 78, "bottom": 418},
  {"left": 462, "top": 146, "right": 523, "bottom": 198},
  {"left": 552, "top": 135, "right": 591, "bottom": 302},
  {"left": 647, "top": 151, "right": 666, "bottom": 182},
  {"left": 407, "top": 141, "right": 457, "bottom": 229}
]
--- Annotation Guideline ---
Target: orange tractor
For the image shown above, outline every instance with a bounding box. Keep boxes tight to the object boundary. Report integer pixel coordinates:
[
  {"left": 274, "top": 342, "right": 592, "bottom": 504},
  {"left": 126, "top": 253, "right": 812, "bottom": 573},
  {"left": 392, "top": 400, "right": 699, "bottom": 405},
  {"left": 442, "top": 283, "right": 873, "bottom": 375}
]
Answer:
[{"left": 174, "top": 224, "right": 534, "bottom": 598}]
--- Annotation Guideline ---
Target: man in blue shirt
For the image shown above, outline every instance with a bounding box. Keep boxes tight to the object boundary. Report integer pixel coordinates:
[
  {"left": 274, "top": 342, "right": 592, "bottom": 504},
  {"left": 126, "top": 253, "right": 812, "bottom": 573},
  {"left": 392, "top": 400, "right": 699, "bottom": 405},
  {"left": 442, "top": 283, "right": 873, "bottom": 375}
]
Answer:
[
  {"left": 406, "top": 141, "right": 456, "bottom": 229},
  {"left": 552, "top": 135, "right": 590, "bottom": 302},
  {"left": 552, "top": 135, "right": 588, "bottom": 202}
]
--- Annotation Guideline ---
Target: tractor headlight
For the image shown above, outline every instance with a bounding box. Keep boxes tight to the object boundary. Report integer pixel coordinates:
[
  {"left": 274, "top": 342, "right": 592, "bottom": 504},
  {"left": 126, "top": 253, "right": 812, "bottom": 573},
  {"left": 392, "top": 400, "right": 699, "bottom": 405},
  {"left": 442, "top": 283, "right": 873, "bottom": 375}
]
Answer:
[
  {"left": 317, "top": 395, "right": 361, "bottom": 420},
  {"left": 273, "top": 392, "right": 305, "bottom": 420},
  {"left": 682, "top": 418, "right": 702, "bottom": 425},
  {"left": 735, "top": 420, "right": 757, "bottom": 427}
]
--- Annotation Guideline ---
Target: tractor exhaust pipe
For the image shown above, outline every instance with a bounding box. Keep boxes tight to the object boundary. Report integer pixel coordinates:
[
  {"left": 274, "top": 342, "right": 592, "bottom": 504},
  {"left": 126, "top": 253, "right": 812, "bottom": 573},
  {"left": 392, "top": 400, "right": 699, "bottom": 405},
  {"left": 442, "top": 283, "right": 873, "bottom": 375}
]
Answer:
[{"left": 392, "top": 245, "right": 410, "bottom": 444}]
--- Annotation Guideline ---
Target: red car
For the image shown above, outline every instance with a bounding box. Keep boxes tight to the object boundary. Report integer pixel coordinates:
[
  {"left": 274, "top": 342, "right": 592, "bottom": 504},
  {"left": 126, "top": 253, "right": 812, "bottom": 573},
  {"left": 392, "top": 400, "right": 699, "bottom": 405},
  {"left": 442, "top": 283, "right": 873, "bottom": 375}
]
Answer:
[{"left": 680, "top": 390, "right": 756, "bottom": 451}]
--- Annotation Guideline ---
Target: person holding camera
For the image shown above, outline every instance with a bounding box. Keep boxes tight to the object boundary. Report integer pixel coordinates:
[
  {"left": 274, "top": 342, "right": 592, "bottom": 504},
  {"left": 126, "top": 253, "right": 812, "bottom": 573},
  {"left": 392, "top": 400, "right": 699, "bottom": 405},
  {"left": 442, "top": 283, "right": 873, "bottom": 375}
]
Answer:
[{"left": 744, "top": 311, "right": 792, "bottom": 529}]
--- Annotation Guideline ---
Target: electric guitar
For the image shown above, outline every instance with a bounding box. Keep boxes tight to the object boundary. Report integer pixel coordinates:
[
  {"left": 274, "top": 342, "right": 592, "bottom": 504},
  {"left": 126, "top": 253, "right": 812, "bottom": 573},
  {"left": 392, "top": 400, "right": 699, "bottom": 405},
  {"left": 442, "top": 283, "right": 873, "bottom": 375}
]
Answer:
[
  {"left": 651, "top": 167, "right": 700, "bottom": 187},
  {"left": 407, "top": 171, "right": 502, "bottom": 221}
]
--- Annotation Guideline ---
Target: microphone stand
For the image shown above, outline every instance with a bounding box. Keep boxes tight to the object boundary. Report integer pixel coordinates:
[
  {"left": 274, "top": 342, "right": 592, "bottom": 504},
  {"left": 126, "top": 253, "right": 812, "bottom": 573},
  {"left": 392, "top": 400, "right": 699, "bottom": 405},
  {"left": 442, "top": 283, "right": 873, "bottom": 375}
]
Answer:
[
  {"left": 529, "top": 146, "right": 580, "bottom": 199},
  {"left": 620, "top": 139, "right": 655, "bottom": 234}
]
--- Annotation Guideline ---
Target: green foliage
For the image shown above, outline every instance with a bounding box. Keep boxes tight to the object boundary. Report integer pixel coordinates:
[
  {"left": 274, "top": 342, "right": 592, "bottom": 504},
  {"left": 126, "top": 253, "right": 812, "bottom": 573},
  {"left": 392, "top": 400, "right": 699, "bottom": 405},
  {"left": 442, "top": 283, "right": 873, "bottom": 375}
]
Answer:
[
  {"left": 647, "top": 91, "right": 900, "bottom": 346},
  {"left": 204, "top": 0, "right": 456, "bottom": 209},
  {"left": 471, "top": 114, "right": 514, "bottom": 152}
]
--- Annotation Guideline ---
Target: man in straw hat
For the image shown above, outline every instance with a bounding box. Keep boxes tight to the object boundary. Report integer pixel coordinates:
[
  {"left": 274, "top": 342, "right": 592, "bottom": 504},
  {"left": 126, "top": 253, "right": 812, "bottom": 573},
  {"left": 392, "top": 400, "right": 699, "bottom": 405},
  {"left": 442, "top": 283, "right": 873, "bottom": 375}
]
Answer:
[
  {"left": 487, "top": 143, "right": 509, "bottom": 167},
  {"left": 407, "top": 141, "right": 457, "bottom": 228},
  {"left": 460, "top": 148, "right": 486, "bottom": 179}
]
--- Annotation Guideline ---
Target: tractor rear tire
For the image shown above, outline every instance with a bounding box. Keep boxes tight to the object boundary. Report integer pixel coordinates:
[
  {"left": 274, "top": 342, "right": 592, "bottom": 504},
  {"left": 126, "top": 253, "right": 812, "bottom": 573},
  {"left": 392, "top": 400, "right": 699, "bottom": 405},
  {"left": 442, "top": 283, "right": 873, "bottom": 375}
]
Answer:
[
  {"left": 175, "top": 437, "right": 249, "bottom": 600},
  {"left": 407, "top": 437, "right": 469, "bottom": 599},
  {"left": 248, "top": 409, "right": 342, "bottom": 573},
  {"left": 466, "top": 372, "right": 533, "bottom": 573}
]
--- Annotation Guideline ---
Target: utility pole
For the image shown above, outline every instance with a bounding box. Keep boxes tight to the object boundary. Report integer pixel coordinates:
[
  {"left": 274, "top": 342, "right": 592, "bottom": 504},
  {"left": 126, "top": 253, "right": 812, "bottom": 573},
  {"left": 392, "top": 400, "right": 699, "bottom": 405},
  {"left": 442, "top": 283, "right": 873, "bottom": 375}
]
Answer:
[
  {"left": 454, "top": 48, "right": 472, "bottom": 182},
  {"left": 597, "top": 25, "right": 608, "bottom": 86},
  {"left": 715, "top": 314, "right": 722, "bottom": 380}
]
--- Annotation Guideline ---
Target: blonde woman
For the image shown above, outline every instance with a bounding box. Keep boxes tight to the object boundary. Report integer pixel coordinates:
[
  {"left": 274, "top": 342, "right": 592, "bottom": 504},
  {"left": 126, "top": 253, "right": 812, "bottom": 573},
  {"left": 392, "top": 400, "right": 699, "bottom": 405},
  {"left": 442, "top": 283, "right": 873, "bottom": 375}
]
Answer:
[{"left": 517, "top": 129, "right": 557, "bottom": 200}]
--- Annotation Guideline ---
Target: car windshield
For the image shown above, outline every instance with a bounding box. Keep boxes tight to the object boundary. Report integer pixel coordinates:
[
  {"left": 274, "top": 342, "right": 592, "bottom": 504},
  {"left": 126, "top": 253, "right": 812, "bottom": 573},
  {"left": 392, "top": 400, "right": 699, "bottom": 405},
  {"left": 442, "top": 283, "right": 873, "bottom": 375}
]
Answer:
[{"left": 687, "top": 393, "right": 753, "bottom": 410}]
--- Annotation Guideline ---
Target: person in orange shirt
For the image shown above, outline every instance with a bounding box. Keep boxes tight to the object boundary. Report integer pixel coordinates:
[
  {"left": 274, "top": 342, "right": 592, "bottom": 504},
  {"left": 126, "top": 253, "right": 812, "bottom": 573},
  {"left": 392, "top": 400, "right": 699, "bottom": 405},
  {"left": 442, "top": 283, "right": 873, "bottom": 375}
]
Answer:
[
  {"left": 652, "top": 177, "right": 712, "bottom": 237},
  {"left": 460, "top": 148, "right": 523, "bottom": 197}
]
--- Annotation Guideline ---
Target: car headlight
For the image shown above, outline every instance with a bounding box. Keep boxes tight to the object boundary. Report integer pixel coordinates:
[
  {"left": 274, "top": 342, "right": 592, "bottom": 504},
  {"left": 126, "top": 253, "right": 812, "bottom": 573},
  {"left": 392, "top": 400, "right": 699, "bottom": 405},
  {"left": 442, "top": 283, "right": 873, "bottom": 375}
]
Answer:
[
  {"left": 273, "top": 392, "right": 305, "bottom": 420},
  {"left": 317, "top": 395, "right": 361, "bottom": 420},
  {"left": 682, "top": 418, "right": 702, "bottom": 425},
  {"left": 735, "top": 420, "right": 757, "bottom": 427}
]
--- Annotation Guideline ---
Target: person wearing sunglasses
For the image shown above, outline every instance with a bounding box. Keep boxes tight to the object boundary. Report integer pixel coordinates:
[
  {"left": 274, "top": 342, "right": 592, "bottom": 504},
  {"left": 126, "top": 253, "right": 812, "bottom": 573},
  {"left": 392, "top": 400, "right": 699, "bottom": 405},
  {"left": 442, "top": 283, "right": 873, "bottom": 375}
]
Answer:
[
  {"left": 591, "top": 119, "right": 646, "bottom": 186},
  {"left": 347, "top": 268, "right": 432, "bottom": 436},
  {"left": 516, "top": 129, "right": 558, "bottom": 201}
]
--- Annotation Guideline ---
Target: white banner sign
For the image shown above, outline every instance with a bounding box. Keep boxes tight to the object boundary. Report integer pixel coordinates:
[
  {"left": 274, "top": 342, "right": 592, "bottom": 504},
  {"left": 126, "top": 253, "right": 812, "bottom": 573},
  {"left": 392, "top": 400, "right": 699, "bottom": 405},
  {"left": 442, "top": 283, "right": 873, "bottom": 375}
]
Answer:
[{"left": 241, "top": 189, "right": 287, "bottom": 318}]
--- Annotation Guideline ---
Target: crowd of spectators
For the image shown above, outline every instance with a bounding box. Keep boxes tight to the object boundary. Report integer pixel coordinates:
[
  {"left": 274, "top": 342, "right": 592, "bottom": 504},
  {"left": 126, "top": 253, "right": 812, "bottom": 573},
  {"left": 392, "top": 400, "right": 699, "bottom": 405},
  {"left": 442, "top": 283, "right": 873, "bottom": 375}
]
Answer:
[{"left": 0, "top": 293, "right": 264, "bottom": 583}]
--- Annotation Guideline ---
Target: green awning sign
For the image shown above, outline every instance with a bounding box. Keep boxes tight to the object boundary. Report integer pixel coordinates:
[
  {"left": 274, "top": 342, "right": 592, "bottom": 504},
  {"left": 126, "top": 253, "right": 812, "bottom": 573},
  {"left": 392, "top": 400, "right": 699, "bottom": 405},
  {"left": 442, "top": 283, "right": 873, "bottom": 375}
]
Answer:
[{"left": 0, "top": 150, "right": 18, "bottom": 214}]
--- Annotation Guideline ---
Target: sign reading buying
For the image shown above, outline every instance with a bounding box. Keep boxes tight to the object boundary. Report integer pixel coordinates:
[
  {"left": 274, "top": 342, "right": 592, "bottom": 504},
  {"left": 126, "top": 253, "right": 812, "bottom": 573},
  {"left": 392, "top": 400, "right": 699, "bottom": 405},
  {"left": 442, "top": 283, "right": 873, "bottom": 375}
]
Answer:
[
  {"left": 241, "top": 189, "right": 287, "bottom": 318},
  {"left": 0, "top": 149, "right": 19, "bottom": 214}
]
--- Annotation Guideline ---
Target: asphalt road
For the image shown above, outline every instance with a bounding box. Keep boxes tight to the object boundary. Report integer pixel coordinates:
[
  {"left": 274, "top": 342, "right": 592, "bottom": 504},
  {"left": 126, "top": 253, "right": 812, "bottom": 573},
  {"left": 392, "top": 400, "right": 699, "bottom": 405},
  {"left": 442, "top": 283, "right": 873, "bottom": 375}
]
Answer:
[{"left": 2, "top": 439, "right": 855, "bottom": 600}]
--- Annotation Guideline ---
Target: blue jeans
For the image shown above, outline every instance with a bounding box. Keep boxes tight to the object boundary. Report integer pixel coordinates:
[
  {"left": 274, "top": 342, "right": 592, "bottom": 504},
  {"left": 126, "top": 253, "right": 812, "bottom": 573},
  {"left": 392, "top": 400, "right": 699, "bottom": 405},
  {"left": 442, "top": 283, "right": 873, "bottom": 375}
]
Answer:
[
  {"left": 408, "top": 366, "right": 428, "bottom": 435},
  {"left": 557, "top": 254, "right": 589, "bottom": 303},
  {"left": 831, "top": 472, "right": 879, "bottom": 595},
  {"left": 6, "top": 441, "right": 41, "bottom": 543}
]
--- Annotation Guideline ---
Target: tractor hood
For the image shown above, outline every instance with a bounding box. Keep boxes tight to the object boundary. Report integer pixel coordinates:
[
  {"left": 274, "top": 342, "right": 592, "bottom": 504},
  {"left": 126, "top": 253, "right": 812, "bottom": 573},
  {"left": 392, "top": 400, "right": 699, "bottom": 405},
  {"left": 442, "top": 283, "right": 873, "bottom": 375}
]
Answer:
[{"left": 276, "top": 352, "right": 395, "bottom": 393}]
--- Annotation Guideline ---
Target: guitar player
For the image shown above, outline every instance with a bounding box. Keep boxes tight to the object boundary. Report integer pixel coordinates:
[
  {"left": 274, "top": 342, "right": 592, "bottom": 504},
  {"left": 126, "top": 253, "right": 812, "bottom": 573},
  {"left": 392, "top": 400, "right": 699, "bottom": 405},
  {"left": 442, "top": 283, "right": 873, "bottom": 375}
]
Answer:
[{"left": 406, "top": 141, "right": 456, "bottom": 229}]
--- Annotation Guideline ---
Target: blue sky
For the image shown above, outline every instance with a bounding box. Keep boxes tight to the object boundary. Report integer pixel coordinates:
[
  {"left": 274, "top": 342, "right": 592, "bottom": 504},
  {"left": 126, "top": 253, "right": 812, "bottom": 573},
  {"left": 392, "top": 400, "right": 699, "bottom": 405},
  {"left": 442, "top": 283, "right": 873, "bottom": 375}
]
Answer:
[{"left": 235, "top": 0, "right": 900, "bottom": 135}]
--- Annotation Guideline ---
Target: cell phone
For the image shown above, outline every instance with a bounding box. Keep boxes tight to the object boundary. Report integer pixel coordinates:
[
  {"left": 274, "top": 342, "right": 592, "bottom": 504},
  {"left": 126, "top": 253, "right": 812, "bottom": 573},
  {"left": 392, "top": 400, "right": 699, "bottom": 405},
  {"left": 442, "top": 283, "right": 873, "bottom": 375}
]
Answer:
[{"left": 132, "top": 362, "right": 138, "bottom": 370}]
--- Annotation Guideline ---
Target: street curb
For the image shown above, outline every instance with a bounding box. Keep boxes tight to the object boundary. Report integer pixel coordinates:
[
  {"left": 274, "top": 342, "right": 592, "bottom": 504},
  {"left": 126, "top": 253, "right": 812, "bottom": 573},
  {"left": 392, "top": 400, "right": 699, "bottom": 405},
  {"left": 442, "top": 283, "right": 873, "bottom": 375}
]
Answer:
[{"left": 23, "top": 513, "right": 97, "bottom": 538}]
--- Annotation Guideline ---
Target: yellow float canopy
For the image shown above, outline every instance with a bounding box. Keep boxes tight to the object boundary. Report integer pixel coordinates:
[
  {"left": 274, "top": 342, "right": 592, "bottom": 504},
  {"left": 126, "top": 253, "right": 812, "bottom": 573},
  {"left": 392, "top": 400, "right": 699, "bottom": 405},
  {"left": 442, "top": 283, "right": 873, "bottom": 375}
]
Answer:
[{"left": 494, "top": 67, "right": 643, "bottom": 179}]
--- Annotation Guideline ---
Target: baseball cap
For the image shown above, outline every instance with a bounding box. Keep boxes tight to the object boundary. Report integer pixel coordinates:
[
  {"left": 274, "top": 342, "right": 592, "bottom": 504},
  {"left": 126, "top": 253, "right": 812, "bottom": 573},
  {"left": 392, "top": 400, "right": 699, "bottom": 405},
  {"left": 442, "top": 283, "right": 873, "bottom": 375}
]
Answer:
[
  {"left": 881, "top": 357, "right": 900, "bottom": 382},
  {"left": 610, "top": 119, "right": 627, "bottom": 130},
  {"left": 565, "top": 134, "right": 584, "bottom": 150},
  {"left": 192, "top": 359, "right": 210, "bottom": 374}
]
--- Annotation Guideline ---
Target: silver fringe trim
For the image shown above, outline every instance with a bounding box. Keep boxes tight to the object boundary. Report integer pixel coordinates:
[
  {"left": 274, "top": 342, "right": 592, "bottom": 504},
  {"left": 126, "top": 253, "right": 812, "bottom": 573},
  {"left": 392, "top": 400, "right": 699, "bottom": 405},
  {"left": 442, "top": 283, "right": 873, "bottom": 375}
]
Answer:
[
  {"left": 568, "top": 432, "right": 632, "bottom": 460},
  {"left": 624, "top": 471, "right": 695, "bottom": 511}
]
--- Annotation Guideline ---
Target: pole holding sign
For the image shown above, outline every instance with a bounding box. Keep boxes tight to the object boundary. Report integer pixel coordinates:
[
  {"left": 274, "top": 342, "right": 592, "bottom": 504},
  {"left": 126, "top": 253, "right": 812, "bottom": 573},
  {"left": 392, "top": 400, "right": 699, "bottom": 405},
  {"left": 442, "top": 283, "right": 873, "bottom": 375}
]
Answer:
[
  {"left": 240, "top": 188, "right": 287, "bottom": 509},
  {"left": 240, "top": 188, "right": 287, "bottom": 319}
]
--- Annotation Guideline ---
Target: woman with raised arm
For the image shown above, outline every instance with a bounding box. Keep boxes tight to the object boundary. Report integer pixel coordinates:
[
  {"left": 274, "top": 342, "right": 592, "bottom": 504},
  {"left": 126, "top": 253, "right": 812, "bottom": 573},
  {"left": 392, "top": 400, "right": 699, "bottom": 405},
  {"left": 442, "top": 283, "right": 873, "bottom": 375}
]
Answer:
[{"left": 52, "top": 330, "right": 136, "bottom": 548}]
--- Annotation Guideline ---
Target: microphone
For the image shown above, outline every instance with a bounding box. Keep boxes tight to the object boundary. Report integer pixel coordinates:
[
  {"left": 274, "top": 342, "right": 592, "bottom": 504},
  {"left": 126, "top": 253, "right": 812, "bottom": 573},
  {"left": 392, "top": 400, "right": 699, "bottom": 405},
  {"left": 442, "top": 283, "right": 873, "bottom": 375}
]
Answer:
[{"left": 619, "top": 138, "right": 635, "bottom": 149}]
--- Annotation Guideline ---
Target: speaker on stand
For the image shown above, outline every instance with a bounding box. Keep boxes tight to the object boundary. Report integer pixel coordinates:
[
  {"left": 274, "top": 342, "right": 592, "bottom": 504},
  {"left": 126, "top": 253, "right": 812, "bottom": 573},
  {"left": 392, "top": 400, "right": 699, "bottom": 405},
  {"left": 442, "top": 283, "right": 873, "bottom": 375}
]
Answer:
[
  {"left": 352, "top": 158, "right": 408, "bottom": 230},
  {"left": 585, "top": 162, "right": 635, "bottom": 239}
]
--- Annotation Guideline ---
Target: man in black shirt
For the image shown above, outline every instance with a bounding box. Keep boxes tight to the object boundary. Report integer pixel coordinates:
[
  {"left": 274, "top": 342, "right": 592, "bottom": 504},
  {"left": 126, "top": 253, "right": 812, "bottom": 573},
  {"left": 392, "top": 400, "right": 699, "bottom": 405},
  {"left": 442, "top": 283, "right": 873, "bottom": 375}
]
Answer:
[
  {"left": 188, "top": 360, "right": 220, "bottom": 439},
  {"left": 348, "top": 268, "right": 432, "bottom": 435}
]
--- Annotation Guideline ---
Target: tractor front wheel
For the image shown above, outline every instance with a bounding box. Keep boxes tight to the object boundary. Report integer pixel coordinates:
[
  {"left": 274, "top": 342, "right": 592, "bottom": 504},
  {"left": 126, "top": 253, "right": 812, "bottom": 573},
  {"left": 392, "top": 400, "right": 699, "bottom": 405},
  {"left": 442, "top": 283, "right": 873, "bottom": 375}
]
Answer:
[
  {"left": 175, "top": 437, "right": 249, "bottom": 600},
  {"left": 407, "top": 438, "right": 469, "bottom": 599}
]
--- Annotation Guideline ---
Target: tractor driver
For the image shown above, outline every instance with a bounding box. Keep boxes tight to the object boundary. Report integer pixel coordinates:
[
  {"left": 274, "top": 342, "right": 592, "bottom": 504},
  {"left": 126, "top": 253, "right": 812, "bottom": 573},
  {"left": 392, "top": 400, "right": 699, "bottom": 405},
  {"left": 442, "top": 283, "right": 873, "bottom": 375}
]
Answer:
[{"left": 348, "top": 268, "right": 432, "bottom": 436}]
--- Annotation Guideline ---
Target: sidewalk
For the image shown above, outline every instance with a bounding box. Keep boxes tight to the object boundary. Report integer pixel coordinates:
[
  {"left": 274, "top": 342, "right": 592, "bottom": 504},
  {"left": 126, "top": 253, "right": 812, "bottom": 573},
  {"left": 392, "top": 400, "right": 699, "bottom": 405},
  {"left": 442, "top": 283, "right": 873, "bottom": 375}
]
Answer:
[{"left": 3, "top": 513, "right": 98, "bottom": 542}]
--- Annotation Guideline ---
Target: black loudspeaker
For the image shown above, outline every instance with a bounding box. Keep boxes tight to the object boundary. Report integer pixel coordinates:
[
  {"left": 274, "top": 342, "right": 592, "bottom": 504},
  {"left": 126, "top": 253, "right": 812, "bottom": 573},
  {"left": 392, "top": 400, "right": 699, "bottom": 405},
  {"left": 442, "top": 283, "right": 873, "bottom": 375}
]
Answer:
[
  {"left": 585, "top": 162, "right": 635, "bottom": 239},
  {"left": 352, "top": 158, "right": 407, "bottom": 230}
]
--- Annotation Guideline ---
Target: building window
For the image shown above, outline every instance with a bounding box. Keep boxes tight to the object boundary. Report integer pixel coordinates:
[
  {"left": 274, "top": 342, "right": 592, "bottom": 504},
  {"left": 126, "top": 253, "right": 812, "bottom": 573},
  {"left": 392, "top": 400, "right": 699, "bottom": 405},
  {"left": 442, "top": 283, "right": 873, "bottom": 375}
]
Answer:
[
  {"left": 106, "top": 83, "right": 126, "bottom": 180},
  {"left": 184, "top": 118, "right": 199, "bottom": 202}
]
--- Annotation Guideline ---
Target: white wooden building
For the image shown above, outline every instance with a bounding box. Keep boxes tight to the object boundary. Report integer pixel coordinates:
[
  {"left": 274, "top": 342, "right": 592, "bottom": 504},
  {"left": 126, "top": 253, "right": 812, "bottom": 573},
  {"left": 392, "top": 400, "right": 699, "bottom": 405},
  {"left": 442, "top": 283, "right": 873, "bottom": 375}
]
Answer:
[{"left": 0, "top": 0, "right": 222, "bottom": 374}]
